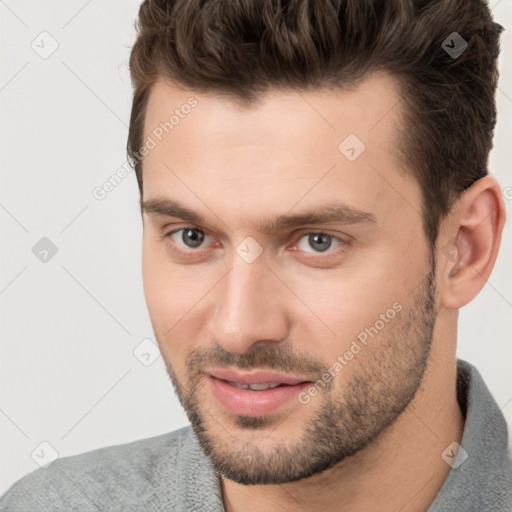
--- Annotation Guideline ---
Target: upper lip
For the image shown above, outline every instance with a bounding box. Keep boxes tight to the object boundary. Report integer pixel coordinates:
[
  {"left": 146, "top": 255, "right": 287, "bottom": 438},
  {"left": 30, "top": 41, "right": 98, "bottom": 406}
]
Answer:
[{"left": 206, "top": 368, "right": 311, "bottom": 386}]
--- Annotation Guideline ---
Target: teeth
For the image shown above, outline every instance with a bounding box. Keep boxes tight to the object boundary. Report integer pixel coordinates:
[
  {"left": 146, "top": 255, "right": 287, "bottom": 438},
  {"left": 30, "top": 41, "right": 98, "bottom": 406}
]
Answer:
[
  {"left": 232, "top": 382, "right": 282, "bottom": 391},
  {"left": 249, "top": 383, "right": 281, "bottom": 391}
]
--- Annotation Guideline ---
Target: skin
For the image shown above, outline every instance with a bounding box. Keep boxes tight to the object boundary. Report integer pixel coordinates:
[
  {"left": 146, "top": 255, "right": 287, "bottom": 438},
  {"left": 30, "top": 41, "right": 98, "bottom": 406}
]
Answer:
[{"left": 140, "top": 72, "right": 505, "bottom": 511}]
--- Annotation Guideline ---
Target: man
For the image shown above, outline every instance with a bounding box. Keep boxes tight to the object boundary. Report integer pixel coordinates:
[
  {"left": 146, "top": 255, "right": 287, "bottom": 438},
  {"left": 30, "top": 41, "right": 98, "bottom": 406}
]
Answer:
[{"left": 1, "top": 0, "right": 511, "bottom": 510}]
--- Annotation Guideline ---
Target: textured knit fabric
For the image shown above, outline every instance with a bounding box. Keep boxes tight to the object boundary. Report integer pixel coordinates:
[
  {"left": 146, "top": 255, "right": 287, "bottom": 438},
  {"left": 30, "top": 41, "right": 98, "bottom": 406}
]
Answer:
[{"left": 1, "top": 359, "right": 511, "bottom": 511}]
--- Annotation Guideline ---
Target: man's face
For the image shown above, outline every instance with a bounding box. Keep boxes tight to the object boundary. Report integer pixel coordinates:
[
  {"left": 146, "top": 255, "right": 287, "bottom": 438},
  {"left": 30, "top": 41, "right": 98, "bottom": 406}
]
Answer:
[{"left": 141, "top": 73, "right": 438, "bottom": 484}]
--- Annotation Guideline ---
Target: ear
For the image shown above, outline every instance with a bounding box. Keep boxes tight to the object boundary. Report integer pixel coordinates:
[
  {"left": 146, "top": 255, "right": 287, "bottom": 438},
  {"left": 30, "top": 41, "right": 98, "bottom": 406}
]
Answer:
[{"left": 437, "top": 174, "right": 506, "bottom": 309}]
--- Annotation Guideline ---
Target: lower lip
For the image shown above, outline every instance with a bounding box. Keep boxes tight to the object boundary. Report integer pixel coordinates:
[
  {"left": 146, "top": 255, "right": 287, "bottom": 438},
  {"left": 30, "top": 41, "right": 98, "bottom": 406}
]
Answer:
[{"left": 207, "top": 376, "right": 310, "bottom": 417}]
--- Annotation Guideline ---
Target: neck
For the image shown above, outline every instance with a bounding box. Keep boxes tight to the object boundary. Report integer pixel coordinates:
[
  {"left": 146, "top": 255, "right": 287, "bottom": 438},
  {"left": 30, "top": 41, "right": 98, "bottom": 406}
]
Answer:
[{"left": 221, "top": 333, "right": 464, "bottom": 512}]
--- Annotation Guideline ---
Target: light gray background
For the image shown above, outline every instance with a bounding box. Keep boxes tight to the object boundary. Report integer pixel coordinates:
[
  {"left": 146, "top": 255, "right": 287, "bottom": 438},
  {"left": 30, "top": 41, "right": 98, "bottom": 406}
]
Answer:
[{"left": 1, "top": 0, "right": 511, "bottom": 495}]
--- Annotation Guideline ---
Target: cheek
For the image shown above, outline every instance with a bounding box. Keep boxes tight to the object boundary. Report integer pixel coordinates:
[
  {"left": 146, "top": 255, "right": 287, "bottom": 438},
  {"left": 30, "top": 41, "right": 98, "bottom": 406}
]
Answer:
[
  {"left": 291, "top": 263, "right": 411, "bottom": 359},
  {"left": 141, "top": 241, "right": 212, "bottom": 364},
  {"left": 142, "top": 242, "right": 170, "bottom": 322},
  {"left": 142, "top": 242, "right": 182, "bottom": 348}
]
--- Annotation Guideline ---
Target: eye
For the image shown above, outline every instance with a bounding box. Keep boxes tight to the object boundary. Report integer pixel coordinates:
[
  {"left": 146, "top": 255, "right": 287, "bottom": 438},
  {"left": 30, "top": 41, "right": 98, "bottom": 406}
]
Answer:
[
  {"left": 167, "top": 228, "right": 210, "bottom": 250},
  {"left": 294, "top": 232, "right": 344, "bottom": 254},
  {"left": 164, "top": 227, "right": 347, "bottom": 258}
]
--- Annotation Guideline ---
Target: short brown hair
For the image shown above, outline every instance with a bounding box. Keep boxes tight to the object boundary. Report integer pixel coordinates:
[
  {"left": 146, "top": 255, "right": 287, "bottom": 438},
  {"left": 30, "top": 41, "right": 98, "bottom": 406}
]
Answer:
[{"left": 127, "top": 0, "right": 503, "bottom": 247}]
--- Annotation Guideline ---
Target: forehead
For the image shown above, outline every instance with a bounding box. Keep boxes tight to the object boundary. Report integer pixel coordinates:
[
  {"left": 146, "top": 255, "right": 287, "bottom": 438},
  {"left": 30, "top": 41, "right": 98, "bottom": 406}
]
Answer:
[
  {"left": 143, "top": 73, "right": 405, "bottom": 158},
  {"left": 140, "top": 73, "right": 419, "bottom": 230}
]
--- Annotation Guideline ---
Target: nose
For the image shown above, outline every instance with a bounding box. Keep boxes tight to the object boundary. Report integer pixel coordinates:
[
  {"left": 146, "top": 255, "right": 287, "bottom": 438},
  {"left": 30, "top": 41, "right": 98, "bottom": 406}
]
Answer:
[{"left": 208, "top": 254, "right": 290, "bottom": 354}]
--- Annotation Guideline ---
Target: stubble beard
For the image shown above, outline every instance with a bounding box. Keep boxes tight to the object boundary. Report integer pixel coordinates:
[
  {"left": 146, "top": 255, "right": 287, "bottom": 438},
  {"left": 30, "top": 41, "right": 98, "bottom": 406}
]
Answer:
[{"left": 163, "top": 269, "right": 437, "bottom": 485}]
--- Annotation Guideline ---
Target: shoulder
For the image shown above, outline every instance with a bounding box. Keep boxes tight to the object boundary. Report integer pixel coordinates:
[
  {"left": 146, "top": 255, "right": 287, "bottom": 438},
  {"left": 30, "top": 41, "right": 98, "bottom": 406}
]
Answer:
[{"left": 0, "top": 426, "right": 196, "bottom": 512}]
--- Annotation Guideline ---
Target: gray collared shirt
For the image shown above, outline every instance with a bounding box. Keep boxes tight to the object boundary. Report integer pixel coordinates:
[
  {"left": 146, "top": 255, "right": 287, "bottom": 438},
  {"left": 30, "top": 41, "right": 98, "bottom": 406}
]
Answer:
[{"left": 1, "top": 359, "right": 511, "bottom": 511}]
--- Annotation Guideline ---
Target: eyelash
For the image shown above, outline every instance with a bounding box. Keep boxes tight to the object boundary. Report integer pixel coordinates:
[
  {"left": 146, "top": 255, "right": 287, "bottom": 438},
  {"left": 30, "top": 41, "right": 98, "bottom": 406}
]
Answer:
[{"left": 164, "top": 227, "right": 348, "bottom": 258}]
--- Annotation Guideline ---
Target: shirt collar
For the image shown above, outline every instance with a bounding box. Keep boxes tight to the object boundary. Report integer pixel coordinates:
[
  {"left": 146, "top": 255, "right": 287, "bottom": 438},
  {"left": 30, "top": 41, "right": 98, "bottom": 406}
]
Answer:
[{"left": 427, "top": 359, "right": 512, "bottom": 511}]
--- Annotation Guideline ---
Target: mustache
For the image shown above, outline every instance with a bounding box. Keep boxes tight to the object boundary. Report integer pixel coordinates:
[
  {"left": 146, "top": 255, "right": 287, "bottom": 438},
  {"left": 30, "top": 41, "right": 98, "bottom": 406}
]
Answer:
[{"left": 186, "top": 343, "right": 327, "bottom": 378}]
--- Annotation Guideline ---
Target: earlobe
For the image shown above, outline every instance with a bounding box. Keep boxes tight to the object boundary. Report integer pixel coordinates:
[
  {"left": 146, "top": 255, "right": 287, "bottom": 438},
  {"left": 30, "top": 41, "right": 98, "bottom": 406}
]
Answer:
[{"left": 439, "top": 175, "right": 506, "bottom": 310}]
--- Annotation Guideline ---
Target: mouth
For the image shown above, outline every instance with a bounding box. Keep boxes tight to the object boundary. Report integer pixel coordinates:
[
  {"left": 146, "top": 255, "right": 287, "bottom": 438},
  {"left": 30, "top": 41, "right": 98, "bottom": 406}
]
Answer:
[{"left": 205, "top": 368, "right": 313, "bottom": 417}]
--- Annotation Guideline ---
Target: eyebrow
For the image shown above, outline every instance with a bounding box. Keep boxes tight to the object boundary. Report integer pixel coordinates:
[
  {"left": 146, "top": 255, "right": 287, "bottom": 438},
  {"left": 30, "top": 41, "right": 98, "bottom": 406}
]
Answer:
[{"left": 141, "top": 197, "right": 377, "bottom": 234}]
